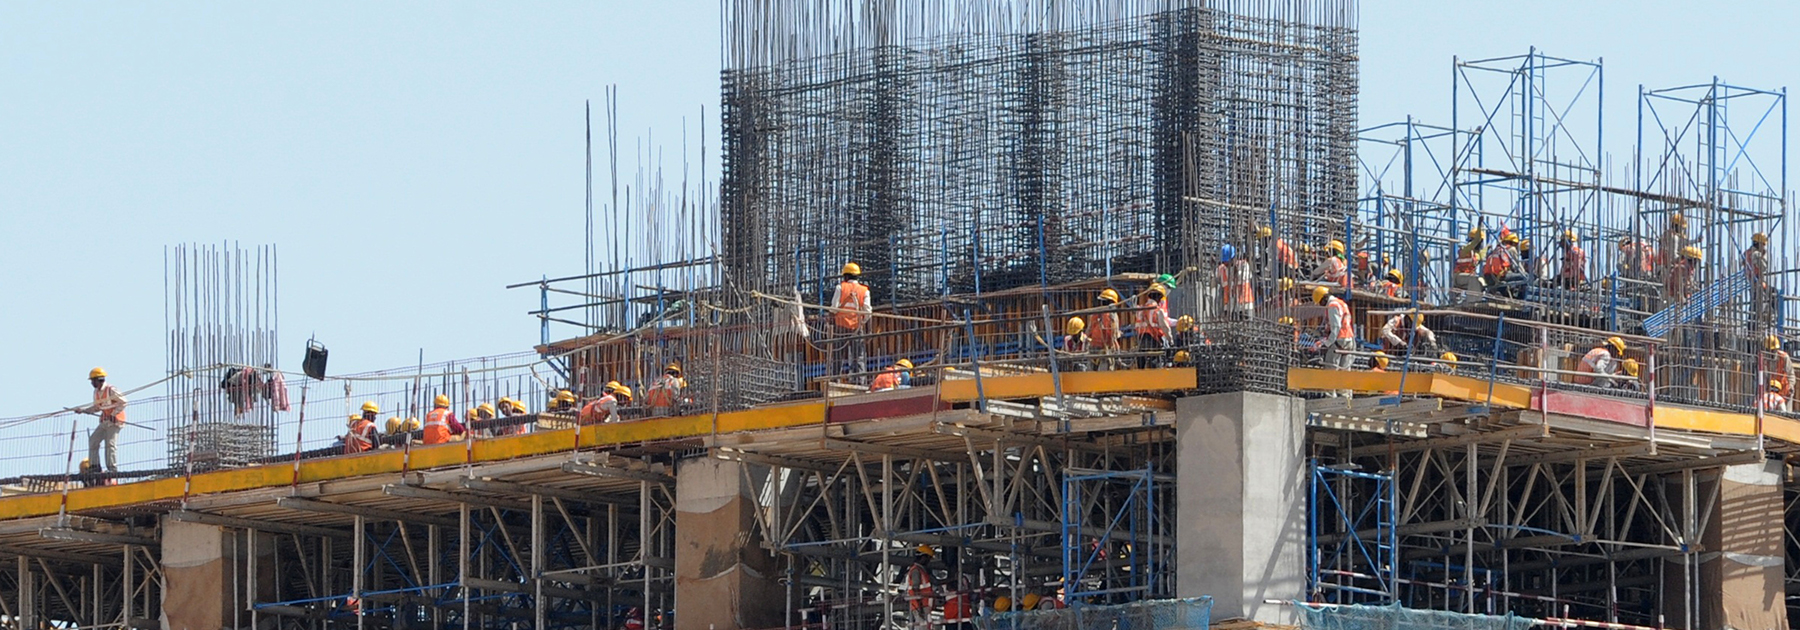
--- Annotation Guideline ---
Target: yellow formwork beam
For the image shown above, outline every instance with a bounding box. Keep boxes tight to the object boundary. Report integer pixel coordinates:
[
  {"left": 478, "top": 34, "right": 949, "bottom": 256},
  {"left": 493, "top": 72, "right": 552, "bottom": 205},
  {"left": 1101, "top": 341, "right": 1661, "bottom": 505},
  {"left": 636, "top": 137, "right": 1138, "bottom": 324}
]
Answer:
[{"left": 936, "top": 368, "right": 1197, "bottom": 402}]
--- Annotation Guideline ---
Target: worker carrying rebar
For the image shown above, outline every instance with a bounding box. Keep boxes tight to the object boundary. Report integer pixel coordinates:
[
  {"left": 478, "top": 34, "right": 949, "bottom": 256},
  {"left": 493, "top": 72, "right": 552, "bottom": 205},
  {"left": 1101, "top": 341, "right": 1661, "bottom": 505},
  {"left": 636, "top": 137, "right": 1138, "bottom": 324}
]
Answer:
[
  {"left": 580, "top": 382, "right": 625, "bottom": 425},
  {"left": 1091, "top": 289, "right": 1123, "bottom": 369},
  {"left": 870, "top": 359, "right": 913, "bottom": 392},
  {"left": 1574, "top": 337, "right": 1628, "bottom": 387},
  {"left": 644, "top": 364, "right": 687, "bottom": 416},
  {"left": 78, "top": 367, "right": 127, "bottom": 474},
  {"left": 343, "top": 401, "right": 381, "bottom": 454},
  {"left": 904, "top": 546, "right": 937, "bottom": 630},
  {"left": 1763, "top": 334, "right": 1793, "bottom": 398},
  {"left": 423, "top": 394, "right": 467, "bottom": 445},
  {"left": 1556, "top": 229, "right": 1587, "bottom": 288},
  {"left": 1256, "top": 225, "right": 1297, "bottom": 281},
  {"left": 1218, "top": 244, "right": 1255, "bottom": 317},
  {"left": 1378, "top": 311, "right": 1438, "bottom": 352},
  {"left": 1312, "top": 240, "right": 1348, "bottom": 286},
  {"left": 1665, "top": 245, "right": 1703, "bottom": 303},
  {"left": 832, "top": 262, "right": 873, "bottom": 377},
  {"left": 1761, "top": 380, "right": 1788, "bottom": 413}
]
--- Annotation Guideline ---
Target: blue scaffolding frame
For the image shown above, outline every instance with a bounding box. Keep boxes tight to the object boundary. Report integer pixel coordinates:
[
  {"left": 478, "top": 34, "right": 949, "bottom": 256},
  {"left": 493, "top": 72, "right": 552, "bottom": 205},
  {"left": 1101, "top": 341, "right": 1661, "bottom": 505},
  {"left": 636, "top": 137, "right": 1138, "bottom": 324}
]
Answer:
[
  {"left": 1308, "top": 460, "right": 1397, "bottom": 604},
  {"left": 1061, "top": 466, "right": 1165, "bottom": 604}
]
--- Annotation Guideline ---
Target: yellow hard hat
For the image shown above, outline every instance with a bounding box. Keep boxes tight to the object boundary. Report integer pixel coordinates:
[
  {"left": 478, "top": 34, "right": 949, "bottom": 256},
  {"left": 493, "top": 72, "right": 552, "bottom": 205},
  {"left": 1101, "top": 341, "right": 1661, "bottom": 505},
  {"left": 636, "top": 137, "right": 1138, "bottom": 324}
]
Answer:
[
  {"left": 1021, "top": 593, "right": 1042, "bottom": 610},
  {"left": 1768, "top": 334, "right": 1782, "bottom": 351},
  {"left": 1176, "top": 315, "right": 1194, "bottom": 332},
  {"left": 1561, "top": 228, "right": 1577, "bottom": 242},
  {"left": 1410, "top": 312, "right": 1425, "bottom": 327},
  {"left": 347, "top": 414, "right": 361, "bottom": 428},
  {"left": 613, "top": 386, "right": 632, "bottom": 399},
  {"left": 1277, "top": 316, "right": 1295, "bottom": 326},
  {"left": 477, "top": 403, "right": 496, "bottom": 417},
  {"left": 1311, "top": 286, "right": 1330, "bottom": 305},
  {"left": 466, "top": 408, "right": 480, "bottom": 421},
  {"left": 842, "top": 262, "right": 862, "bottom": 276},
  {"left": 1622, "top": 358, "right": 1641, "bottom": 378},
  {"left": 498, "top": 397, "right": 516, "bottom": 412},
  {"left": 1680, "top": 245, "right": 1703, "bottom": 260},
  {"left": 405, "top": 417, "right": 421, "bottom": 432},
  {"left": 1501, "top": 232, "right": 1520, "bottom": 245},
  {"left": 1468, "top": 227, "right": 1485, "bottom": 242},
  {"left": 1327, "top": 239, "right": 1345, "bottom": 255},
  {"left": 1173, "top": 350, "right": 1191, "bottom": 363},
  {"left": 1440, "top": 352, "right": 1458, "bottom": 363},
  {"left": 1065, "top": 316, "right": 1086, "bottom": 336},
  {"left": 1773, "top": 379, "right": 1785, "bottom": 392},
  {"left": 914, "top": 545, "right": 935, "bottom": 557},
  {"left": 1147, "top": 283, "right": 1168, "bottom": 298},
  {"left": 1372, "top": 351, "right": 1389, "bottom": 369},
  {"left": 1386, "top": 269, "right": 1403, "bottom": 284},
  {"left": 88, "top": 367, "right": 107, "bottom": 380},
  {"left": 361, "top": 401, "right": 380, "bottom": 414},
  {"left": 1278, "top": 277, "right": 1295, "bottom": 292},
  {"left": 1299, "top": 242, "right": 1316, "bottom": 254},
  {"left": 554, "top": 389, "right": 577, "bottom": 404},
  {"left": 994, "top": 596, "right": 1012, "bottom": 612},
  {"left": 665, "top": 363, "right": 681, "bottom": 375},
  {"left": 1605, "top": 336, "right": 1626, "bottom": 355},
  {"left": 433, "top": 394, "right": 450, "bottom": 408},
  {"left": 1098, "top": 288, "right": 1120, "bottom": 304},
  {"left": 1669, "top": 212, "right": 1686, "bottom": 229},
  {"left": 895, "top": 358, "right": 914, "bottom": 370},
  {"left": 385, "top": 417, "right": 403, "bottom": 434},
  {"left": 604, "top": 380, "right": 623, "bottom": 394},
  {"left": 1257, "top": 226, "right": 1273, "bottom": 239},
  {"left": 1753, "top": 232, "right": 1769, "bottom": 246}
]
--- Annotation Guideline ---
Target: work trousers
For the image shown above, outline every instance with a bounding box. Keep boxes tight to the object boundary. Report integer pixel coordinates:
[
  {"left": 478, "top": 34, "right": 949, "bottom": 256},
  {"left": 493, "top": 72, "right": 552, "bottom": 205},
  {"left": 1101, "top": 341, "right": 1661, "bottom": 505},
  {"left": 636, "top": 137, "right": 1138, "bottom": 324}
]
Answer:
[{"left": 88, "top": 422, "right": 121, "bottom": 473}]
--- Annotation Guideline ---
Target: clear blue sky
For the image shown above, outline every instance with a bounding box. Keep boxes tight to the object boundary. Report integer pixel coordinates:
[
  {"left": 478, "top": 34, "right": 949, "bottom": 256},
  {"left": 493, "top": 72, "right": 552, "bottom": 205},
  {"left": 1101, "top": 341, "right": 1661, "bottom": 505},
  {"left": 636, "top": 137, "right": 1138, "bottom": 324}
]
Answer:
[{"left": 1, "top": 1, "right": 1793, "bottom": 420}]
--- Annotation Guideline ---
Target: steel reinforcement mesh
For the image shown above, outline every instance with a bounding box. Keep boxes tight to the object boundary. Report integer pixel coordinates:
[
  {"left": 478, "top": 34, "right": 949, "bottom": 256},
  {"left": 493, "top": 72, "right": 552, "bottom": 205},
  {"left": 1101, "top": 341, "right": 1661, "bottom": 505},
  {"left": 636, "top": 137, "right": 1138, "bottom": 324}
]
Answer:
[{"left": 720, "top": 0, "right": 1358, "bottom": 306}]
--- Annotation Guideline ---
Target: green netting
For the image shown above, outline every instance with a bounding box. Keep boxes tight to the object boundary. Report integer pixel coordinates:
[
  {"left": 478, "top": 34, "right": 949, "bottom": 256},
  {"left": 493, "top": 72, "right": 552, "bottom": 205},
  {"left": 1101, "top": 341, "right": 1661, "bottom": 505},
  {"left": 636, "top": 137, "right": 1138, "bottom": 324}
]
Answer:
[
  {"left": 1295, "top": 603, "right": 1533, "bottom": 630},
  {"left": 976, "top": 597, "right": 1212, "bottom": 630}
]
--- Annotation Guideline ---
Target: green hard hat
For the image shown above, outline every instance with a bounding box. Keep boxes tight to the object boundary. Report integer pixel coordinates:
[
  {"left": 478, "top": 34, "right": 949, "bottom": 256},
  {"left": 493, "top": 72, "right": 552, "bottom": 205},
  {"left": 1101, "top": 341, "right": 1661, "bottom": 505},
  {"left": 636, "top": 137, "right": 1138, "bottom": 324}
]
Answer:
[{"left": 1155, "top": 273, "right": 1178, "bottom": 289}]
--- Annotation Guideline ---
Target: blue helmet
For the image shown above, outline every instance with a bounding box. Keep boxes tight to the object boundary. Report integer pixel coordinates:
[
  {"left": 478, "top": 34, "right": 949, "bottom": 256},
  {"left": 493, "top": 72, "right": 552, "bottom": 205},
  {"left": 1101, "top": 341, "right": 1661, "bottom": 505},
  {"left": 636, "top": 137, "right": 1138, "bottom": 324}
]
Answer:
[{"left": 1221, "top": 244, "right": 1236, "bottom": 263}]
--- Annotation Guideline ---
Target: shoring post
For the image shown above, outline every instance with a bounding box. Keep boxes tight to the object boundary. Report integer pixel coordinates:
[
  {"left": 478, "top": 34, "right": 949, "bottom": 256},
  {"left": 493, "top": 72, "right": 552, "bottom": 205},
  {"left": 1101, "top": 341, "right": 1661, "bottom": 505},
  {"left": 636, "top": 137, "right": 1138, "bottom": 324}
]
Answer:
[
  {"left": 1484, "top": 314, "right": 1506, "bottom": 409},
  {"left": 964, "top": 310, "right": 987, "bottom": 413},
  {"left": 460, "top": 503, "right": 470, "bottom": 630},
  {"left": 354, "top": 515, "right": 366, "bottom": 630},
  {"left": 532, "top": 494, "right": 546, "bottom": 630},
  {"left": 881, "top": 454, "right": 894, "bottom": 625},
  {"left": 1042, "top": 305, "right": 1066, "bottom": 415},
  {"left": 1307, "top": 460, "right": 1320, "bottom": 600},
  {"left": 122, "top": 545, "right": 132, "bottom": 627},
  {"left": 248, "top": 528, "right": 259, "bottom": 630}
]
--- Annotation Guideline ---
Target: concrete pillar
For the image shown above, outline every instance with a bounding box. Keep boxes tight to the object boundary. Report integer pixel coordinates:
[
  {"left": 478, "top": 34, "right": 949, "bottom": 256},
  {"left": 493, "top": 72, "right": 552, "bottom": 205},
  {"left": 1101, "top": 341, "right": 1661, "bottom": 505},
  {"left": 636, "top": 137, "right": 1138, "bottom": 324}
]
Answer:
[
  {"left": 161, "top": 518, "right": 234, "bottom": 630},
  {"left": 1174, "top": 391, "right": 1305, "bottom": 624},
  {"left": 1707, "top": 461, "right": 1786, "bottom": 630},
  {"left": 674, "top": 458, "right": 784, "bottom": 630}
]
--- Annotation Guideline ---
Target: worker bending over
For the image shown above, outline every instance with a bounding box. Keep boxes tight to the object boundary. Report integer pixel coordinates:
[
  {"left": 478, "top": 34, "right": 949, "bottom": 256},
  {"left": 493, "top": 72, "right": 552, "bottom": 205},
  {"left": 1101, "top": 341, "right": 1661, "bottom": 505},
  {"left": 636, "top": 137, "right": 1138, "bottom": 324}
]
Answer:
[
  {"left": 1312, "top": 240, "right": 1348, "bottom": 286},
  {"left": 423, "top": 394, "right": 467, "bottom": 445},
  {"left": 1761, "top": 380, "right": 1789, "bottom": 413},
  {"left": 1378, "top": 312, "right": 1438, "bottom": 352},
  {"left": 832, "top": 262, "right": 873, "bottom": 378},
  {"left": 1574, "top": 337, "right": 1628, "bottom": 387},
  {"left": 1311, "top": 287, "right": 1357, "bottom": 397},
  {"left": 1763, "top": 335, "right": 1794, "bottom": 399},
  {"left": 1218, "top": 244, "right": 1254, "bottom": 318},
  {"left": 870, "top": 359, "right": 914, "bottom": 392},
  {"left": 644, "top": 364, "right": 687, "bottom": 416},
  {"left": 1482, "top": 231, "right": 1526, "bottom": 297},
  {"left": 79, "top": 368, "right": 128, "bottom": 474},
  {"left": 1377, "top": 269, "right": 1404, "bottom": 298},
  {"left": 580, "top": 382, "right": 622, "bottom": 424}
]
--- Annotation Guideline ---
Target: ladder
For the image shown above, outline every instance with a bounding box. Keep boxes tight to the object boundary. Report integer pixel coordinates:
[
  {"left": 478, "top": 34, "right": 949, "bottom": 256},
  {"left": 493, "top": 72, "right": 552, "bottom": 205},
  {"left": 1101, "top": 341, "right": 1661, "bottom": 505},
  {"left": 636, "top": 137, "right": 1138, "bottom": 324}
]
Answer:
[{"left": 1643, "top": 269, "right": 1751, "bottom": 337}]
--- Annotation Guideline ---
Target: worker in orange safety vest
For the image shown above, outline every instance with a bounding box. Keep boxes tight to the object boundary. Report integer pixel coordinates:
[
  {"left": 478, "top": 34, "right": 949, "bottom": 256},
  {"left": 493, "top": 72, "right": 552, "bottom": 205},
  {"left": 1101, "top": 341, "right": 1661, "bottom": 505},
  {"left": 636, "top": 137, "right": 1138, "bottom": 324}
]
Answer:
[
  {"left": 904, "top": 546, "right": 937, "bottom": 630},
  {"left": 1312, "top": 287, "right": 1356, "bottom": 397},
  {"left": 1556, "top": 229, "right": 1587, "bottom": 288},
  {"left": 1761, "top": 380, "right": 1788, "bottom": 413},
  {"left": 832, "top": 262, "right": 873, "bottom": 377},
  {"left": 80, "top": 367, "right": 128, "bottom": 473},
  {"left": 423, "top": 394, "right": 466, "bottom": 445},
  {"left": 1134, "top": 282, "right": 1176, "bottom": 365},
  {"left": 1090, "top": 289, "right": 1124, "bottom": 369},
  {"left": 644, "top": 365, "right": 687, "bottom": 416},
  {"left": 580, "top": 382, "right": 624, "bottom": 425},
  {"left": 870, "top": 359, "right": 913, "bottom": 392},
  {"left": 1312, "top": 240, "right": 1348, "bottom": 286},
  {"left": 1574, "top": 337, "right": 1626, "bottom": 387},
  {"left": 1257, "top": 225, "right": 1297, "bottom": 281},
  {"left": 1763, "top": 334, "right": 1794, "bottom": 398},
  {"left": 344, "top": 414, "right": 377, "bottom": 454},
  {"left": 1218, "top": 244, "right": 1255, "bottom": 318}
]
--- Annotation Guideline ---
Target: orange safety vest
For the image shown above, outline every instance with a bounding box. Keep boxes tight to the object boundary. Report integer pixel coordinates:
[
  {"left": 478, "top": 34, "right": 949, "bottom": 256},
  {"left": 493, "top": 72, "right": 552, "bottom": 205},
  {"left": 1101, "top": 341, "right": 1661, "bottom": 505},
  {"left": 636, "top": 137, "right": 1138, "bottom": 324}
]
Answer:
[
  {"left": 905, "top": 564, "right": 934, "bottom": 611},
  {"left": 344, "top": 419, "right": 376, "bottom": 453},
  {"left": 1319, "top": 257, "right": 1347, "bottom": 283},
  {"left": 1325, "top": 297, "right": 1355, "bottom": 340},
  {"left": 644, "top": 376, "right": 681, "bottom": 407},
  {"left": 1560, "top": 245, "right": 1587, "bottom": 282},
  {"left": 1091, "top": 311, "right": 1120, "bottom": 346},
  {"left": 1483, "top": 248, "right": 1513, "bottom": 276},
  {"left": 1761, "top": 392, "right": 1787, "bottom": 411},
  {"left": 423, "top": 408, "right": 454, "bottom": 445},
  {"left": 1454, "top": 244, "right": 1482, "bottom": 274},
  {"left": 580, "top": 395, "right": 616, "bottom": 425},
  {"left": 1219, "top": 261, "right": 1253, "bottom": 306},
  {"left": 1135, "top": 298, "right": 1170, "bottom": 339},
  {"left": 1764, "top": 351, "right": 1794, "bottom": 395},
  {"left": 93, "top": 386, "right": 126, "bottom": 424},
  {"left": 833, "top": 281, "right": 870, "bottom": 330},
  {"left": 1574, "top": 347, "right": 1611, "bottom": 385},
  {"left": 1273, "top": 239, "right": 1297, "bottom": 269},
  {"left": 1380, "top": 280, "right": 1401, "bottom": 298},
  {"left": 870, "top": 368, "right": 903, "bottom": 392}
]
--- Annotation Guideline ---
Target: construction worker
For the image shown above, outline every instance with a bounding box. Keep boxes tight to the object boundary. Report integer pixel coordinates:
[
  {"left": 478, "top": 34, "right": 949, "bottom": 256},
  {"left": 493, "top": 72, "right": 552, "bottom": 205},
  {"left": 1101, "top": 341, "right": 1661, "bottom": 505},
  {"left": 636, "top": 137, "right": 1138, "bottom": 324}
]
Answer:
[
  {"left": 1172, "top": 315, "right": 1205, "bottom": 347},
  {"left": 358, "top": 401, "right": 379, "bottom": 425},
  {"left": 423, "top": 394, "right": 466, "bottom": 445},
  {"left": 832, "top": 262, "right": 873, "bottom": 378},
  {"left": 79, "top": 367, "right": 127, "bottom": 474},
  {"left": 1134, "top": 282, "right": 1176, "bottom": 362},
  {"left": 1313, "top": 239, "right": 1348, "bottom": 286},
  {"left": 1378, "top": 311, "right": 1438, "bottom": 352},
  {"left": 1171, "top": 349, "right": 1192, "bottom": 367},
  {"left": 1746, "top": 233, "right": 1774, "bottom": 328},
  {"left": 644, "top": 364, "right": 687, "bottom": 416},
  {"left": 1574, "top": 337, "right": 1627, "bottom": 387},
  {"left": 1437, "top": 351, "right": 1459, "bottom": 374},
  {"left": 1618, "top": 235, "right": 1655, "bottom": 280},
  {"left": 383, "top": 417, "right": 406, "bottom": 442},
  {"left": 904, "top": 546, "right": 937, "bottom": 630},
  {"left": 1062, "top": 316, "right": 1090, "bottom": 356},
  {"left": 581, "top": 382, "right": 623, "bottom": 425},
  {"left": 1452, "top": 227, "right": 1487, "bottom": 300},
  {"left": 1369, "top": 351, "right": 1389, "bottom": 373},
  {"left": 1658, "top": 213, "right": 1689, "bottom": 265},
  {"left": 870, "top": 359, "right": 914, "bottom": 392},
  {"left": 490, "top": 398, "right": 527, "bottom": 436},
  {"left": 1257, "top": 225, "right": 1297, "bottom": 280},
  {"left": 472, "top": 403, "right": 497, "bottom": 434},
  {"left": 548, "top": 389, "right": 578, "bottom": 414},
  {"left": 1616, "top": 359, "right": 1644, "bottom": 392},
  {"left": 343, "top": 413, "right": 377, "bottom": 454},
  {"left": 1218, "top": 244, "right": 1255, "bottom": 317},
  {"left": 1377, "top": 269, "right": 1404, "bottom": 298},
  {"left": 1763, "top": 334, "right": 1794, "bottom": 398},
  {"left": 1483, "top": 231, "right": 1525, "bottom": 297},
  {"left": 1556, "top": 229, "right": 1587, "bottom": 288},
  {"left": 1277, "top": 316, "right": 1299, "bottom": 346},
  {"left": 1311, "top": 287, "right": 1357, "bottom": 396},
  {"left": 1761, "top": 380, "right": 1789, "bottom": 413},
  {"left": 1665, "top": 245, "right": 1702, "bottom": 303},
  {"left": 1090, "top": 289, "right": 1124, "bottom": 370}
]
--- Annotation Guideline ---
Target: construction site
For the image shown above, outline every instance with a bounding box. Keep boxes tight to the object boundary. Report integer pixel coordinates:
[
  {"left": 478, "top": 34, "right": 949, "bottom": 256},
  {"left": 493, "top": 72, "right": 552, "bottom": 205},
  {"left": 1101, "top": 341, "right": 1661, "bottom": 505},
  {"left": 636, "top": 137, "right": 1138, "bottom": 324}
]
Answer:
[{"left": 0, "top": 0, "right": 1796, "bottom": 629}]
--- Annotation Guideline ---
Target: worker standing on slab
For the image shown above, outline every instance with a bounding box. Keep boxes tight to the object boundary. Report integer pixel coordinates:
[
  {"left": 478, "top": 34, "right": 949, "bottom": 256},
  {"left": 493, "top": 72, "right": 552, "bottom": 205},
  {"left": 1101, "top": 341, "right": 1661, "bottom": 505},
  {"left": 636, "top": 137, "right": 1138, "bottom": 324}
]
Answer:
[
  {"left": 1311, "top": 287, "right": 1357, "bottom": 397},
  {"left": 1378, "top": 312, "right": 1438, "bottom": 353},
  {"left": 1091, "top": 289, "right": 1123, "bottom": 370},
  {"left": 1556, "top": 229, "right": 1587, "bottom": 288},
  {"left": 423, "top": 394, "right": 466, "bottom": 445},
  {"left": 580, "top": 382, "right": 622, "bottom": 425},
  {"left": 832, "top": 262, "right": 873, "bottom": 379},
  {"left": 1218, "top": 244, "right": 1255, "bottom": 318},
  {"left": 1257, "top": 225, "right": 1297, "bottom": 283},
  {"left": 79, "top": 367, "right": 127, "bottom": 474},
  {"left": 1746, "top": 232, "right": 1774, "bottom": 329},
  {"left": 1618, "top": 236, "right": 1656, "bottom": 280},
  {"left": 1763, "top": 334, "right": 1793, "bottom": 398},
  {"left": 644, "top": 364, "right": 687, "bottom": 416},
  {"left": 1378, "top": 269, "right": 1404, "bottom": 298},
  {"left": 1452, "top": 228, "right": 1487, "bottom": 301},
  {"left": 904, "top": 546, "right": 937, "bottom": 630},
  {"left": 870, "top": 359, "right": 913, "bottom": 392},
  {"left": 1665, "top": 246, "right": 1703, "bottom": 304},
  {"left": 1574, "top": 337, "right": 1627, "bottom": 387},
  {"left": 1134, "top": 281, "right": 1176, "bottom": 365}
]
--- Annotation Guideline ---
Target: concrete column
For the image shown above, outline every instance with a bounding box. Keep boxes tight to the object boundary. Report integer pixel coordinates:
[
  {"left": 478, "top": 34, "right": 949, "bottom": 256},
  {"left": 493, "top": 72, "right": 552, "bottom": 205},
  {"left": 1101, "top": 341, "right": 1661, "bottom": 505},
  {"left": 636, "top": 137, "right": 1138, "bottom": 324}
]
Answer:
[
  {"left": 1706, "top": 461, "right": 1786, "bottom": 630},
  {"left": 1174, "top": 391, "right": 1305, "bottom": 624},
  {"left": 674, "top": 457, "right": 784, "bottom": 630},
  {"left": 161, "top": 518, "right": 233, "bottom": 630}
]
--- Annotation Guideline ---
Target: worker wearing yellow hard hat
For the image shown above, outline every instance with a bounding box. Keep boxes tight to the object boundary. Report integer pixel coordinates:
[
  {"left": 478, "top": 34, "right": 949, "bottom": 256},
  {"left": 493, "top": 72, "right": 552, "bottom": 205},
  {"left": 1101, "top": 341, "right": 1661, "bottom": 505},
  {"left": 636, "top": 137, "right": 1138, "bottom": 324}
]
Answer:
[
  {"left": 344, "top": 411, "right": 378, "bottom": 454},
  {"left": 871, "top": 358, "right": 915, "bottom": 392},
  {"left": 82, "top": 367, "right": 128, "bottom": 473},
  {"left": 423, "top": 394, "right": 465, "bottom": 445},
  {"left": 1061, "top": 316, "right": 1091, "bottom": 359},
  {"left": 1311, "top": 286, "right": 1357, "bottom": 396},
  {"left": 645, "top": 364, "right": 689, "bottom": 417},
  {"left": 831, "top": 262, "right": 874, "bottom": 381}
]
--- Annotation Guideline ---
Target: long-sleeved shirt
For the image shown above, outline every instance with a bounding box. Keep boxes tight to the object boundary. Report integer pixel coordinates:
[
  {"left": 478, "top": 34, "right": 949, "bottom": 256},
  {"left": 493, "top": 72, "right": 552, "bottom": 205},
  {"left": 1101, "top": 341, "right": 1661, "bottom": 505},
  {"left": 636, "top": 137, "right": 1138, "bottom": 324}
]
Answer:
[
  {"left": 1379, "top": 315, "right": 1438, "bottom": 349},
  {"left": 831, "top": 281, "right": 872, "bottom": 330},
  {"left": 88, "top": 384, "right": 128, "bottom": 424}
]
